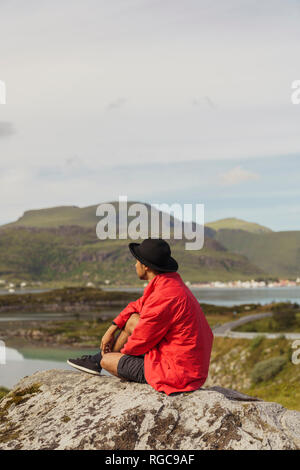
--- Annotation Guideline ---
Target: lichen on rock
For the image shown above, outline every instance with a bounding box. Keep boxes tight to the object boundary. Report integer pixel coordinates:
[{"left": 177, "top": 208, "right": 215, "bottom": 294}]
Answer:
[{"left": 0, "top": 369, "right": 299, "bottom": 450}]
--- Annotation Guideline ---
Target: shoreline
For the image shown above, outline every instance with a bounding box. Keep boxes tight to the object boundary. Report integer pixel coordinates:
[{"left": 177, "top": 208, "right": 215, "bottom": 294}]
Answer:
[{"left": 0, "top": 286, "right": 139, "bottom": 314}]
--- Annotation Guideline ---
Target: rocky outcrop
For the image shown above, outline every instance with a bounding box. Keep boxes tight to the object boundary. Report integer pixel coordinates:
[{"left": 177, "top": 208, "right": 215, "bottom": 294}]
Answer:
[{"left": 0, "top": 370, "right": 299, "bottom": 450}]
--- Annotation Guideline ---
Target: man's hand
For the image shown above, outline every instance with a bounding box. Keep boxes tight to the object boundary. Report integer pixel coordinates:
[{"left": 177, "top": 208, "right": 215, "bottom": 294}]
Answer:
[{"left": 100, "top": 324, "right": 119, "bottom": 354}]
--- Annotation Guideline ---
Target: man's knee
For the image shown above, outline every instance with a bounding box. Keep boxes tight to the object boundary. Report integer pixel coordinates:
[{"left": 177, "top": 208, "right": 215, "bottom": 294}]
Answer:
[
  {"left": 124, "top": 313, "right": 140, "bottom": 335},
  {"left": 100, "top": 354, "right": 111, "bottom": 369},
  {"left": 100, "top": 356, "right": 105, "bottom": 369},
  {"left": 100, "top": 352, "right": 123, "bottom": 376}
]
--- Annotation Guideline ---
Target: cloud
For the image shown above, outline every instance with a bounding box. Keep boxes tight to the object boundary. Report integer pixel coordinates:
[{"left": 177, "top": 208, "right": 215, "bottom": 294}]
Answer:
[
  {"left": 0, "top": 1, "right": 299, "bottom": 231},
  {"left": 0, "top": 121, "right": 15, "bottom": 138},
  {"left": 220, "top": 166, "right": 260, "bottom": 186},
  {"left": 192, "top": 96, "right": 217, "bottom": 109},
  {"left": 64, "top": 155, "right": 82, "bottom": 167},
  {"left": 106, "top": 98, "right": 127, "bottom": 111}
]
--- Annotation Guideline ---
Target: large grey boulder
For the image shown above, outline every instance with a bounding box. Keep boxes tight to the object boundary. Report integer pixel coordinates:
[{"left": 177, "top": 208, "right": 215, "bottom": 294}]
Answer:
[{"left": 0, "top": 369, "right": 299, "bottom": 450}]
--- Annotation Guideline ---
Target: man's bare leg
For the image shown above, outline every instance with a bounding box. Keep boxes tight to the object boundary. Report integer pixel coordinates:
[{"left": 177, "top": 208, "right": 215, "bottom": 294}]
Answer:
[
  {"left": 100, "top": 313, "right": 140, "bottom": 376},
  {"left": 111, "top": 313, "right": 140, "bottom": 352}
]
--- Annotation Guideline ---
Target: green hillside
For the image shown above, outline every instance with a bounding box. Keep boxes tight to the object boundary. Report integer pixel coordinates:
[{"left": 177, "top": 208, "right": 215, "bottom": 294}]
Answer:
[
  {"left": 4, "top": 201, "right": 183, "bottom": 233},
  {"left": 0, "top": 225, "right": 264, "bottom": 284},
  {"left": 7, "top": 203, "right": 300, "bottom": 283},
  {"left": 214, "top": 229, "right": 300, "bottom": 278},
  {"left": 206, "top": 217, "right": 272, "bottom": 234},
  {"left": 7, "top": 205, "right": 100, "bottom": 228}
]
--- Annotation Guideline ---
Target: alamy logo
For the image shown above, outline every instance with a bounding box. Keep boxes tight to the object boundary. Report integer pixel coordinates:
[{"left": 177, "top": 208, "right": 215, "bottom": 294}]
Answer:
[
  {"left": 0, "top": 340, "right": 6, "bottom": 365},
  {"left": 96, "top": 196, "right": 204, "bottom": 250},
  {"left": 0, "top": 80, "right": 6, "bottom": 104},
  {"left": 291, "top": 80, "right": 300, "bottom": 104},
  {"left": 291, "top": 340, "right": 300, "bottom": 365}
]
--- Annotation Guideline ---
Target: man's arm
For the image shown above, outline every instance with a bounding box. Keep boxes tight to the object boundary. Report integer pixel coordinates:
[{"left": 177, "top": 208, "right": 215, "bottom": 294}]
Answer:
[
  {"left": 100, "top": 322, "right": 119, "bottom": 353},
  {"left": 112, "top": 295, "right": 144, "bottom": 330},
  {"left": 121, "top": 296, "right": 175, "bottom": 356}
]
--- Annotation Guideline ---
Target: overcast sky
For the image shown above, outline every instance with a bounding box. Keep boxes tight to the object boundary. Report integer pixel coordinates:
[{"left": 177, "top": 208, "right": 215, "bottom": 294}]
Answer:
[{"left": 0, "top": 0, "right": 300, "bottom": 230}]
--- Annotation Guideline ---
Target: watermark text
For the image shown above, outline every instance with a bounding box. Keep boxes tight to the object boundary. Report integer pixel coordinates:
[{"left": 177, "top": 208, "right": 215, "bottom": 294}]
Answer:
[
  {"left": 0, "top": 80, "right": 6, "bottom": 104},
  {"left": 96, "top": 196, "right": 204, "bottom": 250},
  {"left": 0, "top": 340, "right": 6, "bottom": 365},
  {"left": 291, "top": 340, "right": 300, "bottom": 365},
  {"left": 291, "top": 80, "right": 300, "bottom": 104}
]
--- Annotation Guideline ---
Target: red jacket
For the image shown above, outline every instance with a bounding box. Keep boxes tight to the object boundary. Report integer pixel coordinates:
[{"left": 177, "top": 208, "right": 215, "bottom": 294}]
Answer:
[{"left": 113, "top": 272, "right": 214, "bottom": 395}]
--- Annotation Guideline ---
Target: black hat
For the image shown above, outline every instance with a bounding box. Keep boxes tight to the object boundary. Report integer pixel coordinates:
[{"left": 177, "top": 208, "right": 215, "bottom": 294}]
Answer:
[{"left": 129, "top": 238, "right": 178, "bottom": 273}]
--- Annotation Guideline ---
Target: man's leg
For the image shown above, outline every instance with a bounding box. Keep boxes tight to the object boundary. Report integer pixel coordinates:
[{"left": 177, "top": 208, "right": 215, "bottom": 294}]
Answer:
[
  {"left": 90, "top": 313, "right": 140, "bottom": 364},
  {"left": 67, "top": 313, "right": 140, "bottom": 374},
  {"left": 112, "top": 313, "right": 140, "bottom": 352},
  {"left": 100, "top": 313, "right": 140, "bottom": 377}
]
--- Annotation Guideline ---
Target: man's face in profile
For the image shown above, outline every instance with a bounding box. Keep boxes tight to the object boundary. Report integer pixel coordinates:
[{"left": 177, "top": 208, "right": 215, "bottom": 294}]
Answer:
[{"left": 135, "top": 260, "right": 147, "bottom": 280}]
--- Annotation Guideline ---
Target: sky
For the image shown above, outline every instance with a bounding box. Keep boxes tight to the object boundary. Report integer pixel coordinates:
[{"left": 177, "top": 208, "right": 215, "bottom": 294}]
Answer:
[{"left": 0, "top": 0, "right": 300, "bottom": 230}]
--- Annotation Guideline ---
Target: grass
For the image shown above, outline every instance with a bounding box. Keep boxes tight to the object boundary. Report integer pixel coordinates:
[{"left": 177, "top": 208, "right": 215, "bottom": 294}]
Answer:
[
  {"left": 0, "top": 286, "right": 139, "bottom": 312},
  {"left": 206, "top": 217, "right": 272, "bottom": 233},
  {"left": 0, "top": 387, "right": 10, "bottom": 401},
  {"left": 233, "top": 313, "right": 300, "bottom": 333},
  {"left": 215, "top": 228, "right": 300, "bottom": 278},
  {"left": 1, "top": 304, "right": 263, "bottom": 348},
  {"left": 251, "top": 356, "right": 287, "bottom": 384},
  {"left": 0, "top": 223, "right": 266, "bottom": 284},
  {"left": 0, "top": 383, "right": 41, "bottom": 444},
  {"left": 4, "top": 319, "right": 113, "bottom": 348},
  {"left": 209, "top": 336, "right": 300, "bottom": 411}
]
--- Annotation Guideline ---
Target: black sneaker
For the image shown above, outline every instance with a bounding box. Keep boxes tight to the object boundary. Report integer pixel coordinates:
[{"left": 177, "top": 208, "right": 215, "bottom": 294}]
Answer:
[{"left": 67, "top": 354, "right": 102, "bottom": 376}]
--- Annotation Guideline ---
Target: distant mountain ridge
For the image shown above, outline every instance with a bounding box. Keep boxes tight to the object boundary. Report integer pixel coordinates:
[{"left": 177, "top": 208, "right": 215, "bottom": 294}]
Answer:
[
  {"left": 213, "top": 229, "right": 300, "bottom": 279},
  {"left": 0, "top": 202, "right": 267, "bottom": 283},
  {"left": 206, "top": 217, "right": 272, "bottom": 234},
  {"left": 0, "top": 203, "right": 298, "bottom": 282},
  {"left": 4, "top": 202, "right": 210, "bottom": 238}
]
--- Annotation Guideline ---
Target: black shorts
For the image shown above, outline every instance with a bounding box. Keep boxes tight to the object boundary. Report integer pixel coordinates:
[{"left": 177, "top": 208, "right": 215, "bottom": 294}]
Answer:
[{"left": 117, "top": 354, "right": 147, "bottom": 384}]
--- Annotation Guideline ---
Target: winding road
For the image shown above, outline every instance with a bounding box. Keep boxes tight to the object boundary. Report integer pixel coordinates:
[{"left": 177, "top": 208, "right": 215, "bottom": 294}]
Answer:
[{"left": 212, "top": 312, "right": 300, "bottom": 340}]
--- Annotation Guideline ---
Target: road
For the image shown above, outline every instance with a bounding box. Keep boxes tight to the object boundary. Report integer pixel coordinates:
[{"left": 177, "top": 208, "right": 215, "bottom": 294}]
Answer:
[{"left": 212, "top": 312, "right": 300, "bottom": 340}]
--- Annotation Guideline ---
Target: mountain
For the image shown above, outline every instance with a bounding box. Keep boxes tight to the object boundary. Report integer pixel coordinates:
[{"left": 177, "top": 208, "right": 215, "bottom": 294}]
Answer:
[
  {"left": 5, "top": 201, "right": 197, "bottom": 234},
  {"left": 206, "top": 217, "right": 272, "bottom": 234},
  {"left": 213, "top": 229, "right": 300, "bottom": 279},
  {"left": 0, "top": 203, "right": 265, "bottom": 284}
]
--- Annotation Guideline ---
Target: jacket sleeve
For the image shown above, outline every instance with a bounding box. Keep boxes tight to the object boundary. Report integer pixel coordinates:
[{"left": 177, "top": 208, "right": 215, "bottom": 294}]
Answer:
[
  {"left": 121, "top": 295, "right": 175, "bottom": 356},
  {"left": 112, "top": 295, "right": 145, "bottom": 330}
]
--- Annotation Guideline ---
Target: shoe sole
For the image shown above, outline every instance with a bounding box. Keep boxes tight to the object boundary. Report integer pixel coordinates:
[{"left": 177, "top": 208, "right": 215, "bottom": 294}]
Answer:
[{"left": 67, "top": 360, "right": 101, "bottom": 376}]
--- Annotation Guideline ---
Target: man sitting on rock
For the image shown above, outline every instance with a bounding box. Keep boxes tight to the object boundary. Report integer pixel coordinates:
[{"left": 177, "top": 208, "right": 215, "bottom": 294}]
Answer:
[{"left": 67, "top": 238, "right": 214, "bottom": 395}]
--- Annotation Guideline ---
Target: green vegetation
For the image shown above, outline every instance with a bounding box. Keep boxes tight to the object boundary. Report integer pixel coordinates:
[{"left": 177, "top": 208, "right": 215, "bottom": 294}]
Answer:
[
  {"left": 2, "top": 384, "right": 42, "bottom": 408},
  {"left": 249, "top": 335, "right": 265, "bottom": 351},
  {"left": 210, "top": 336, "right": 300, "bottom": 411},
  {"left": 61, "top": 415, "right": 71, "bottom": 423},
  {"left": 1, "top": 304, "right": 263, "bottom": 348},
  {"left": 214, "top": 229, "right": 300, "bottom": 278},
  {"left": 206, "top": 217, "right": 272, "bottom": 234},
  {"left": 2, "top": 202, "right": 299, "bottom": 281},
  {"left": 0, "top": 226, "right": 265, "bottom": 284},
  {"left": 233, "top": 302, "right": 300, "bottom": 333},
  {"left": 0, "top": 387, "right": 10, "bottom": 401},
  {"left": 0, "top": 383, "right": 41, "bottom": 444},
  {"left": 6, "top": 311, "right": 245, "bottom": 348},
  {"left": 4, "top": 202, "right": 147, "bottom": 229},
  {"left": 200, "top": 302, "right": 261, "bottom": 328},
  {"left": 251, "top": 356, "right": 287, "bottom": 384},
  {"left": 0, "top": 202, "right": 268, "bottom": 283},
  {"left": 272, "top": 302, "right": 299, "bottom": 330},
  {"left": 6, "top": 319, "right": 113, "bottom": 347},
  {"left": 201, "top": 302, "right": 259, "bottom": 315},
  {"left": 0, "top": 286, "right": 139, "bottom": 312}
]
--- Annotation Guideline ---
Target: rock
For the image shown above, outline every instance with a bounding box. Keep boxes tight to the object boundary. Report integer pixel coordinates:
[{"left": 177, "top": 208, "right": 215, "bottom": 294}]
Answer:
[{"left": 0, "top": 369, "right": 299, "bottom": 450}]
